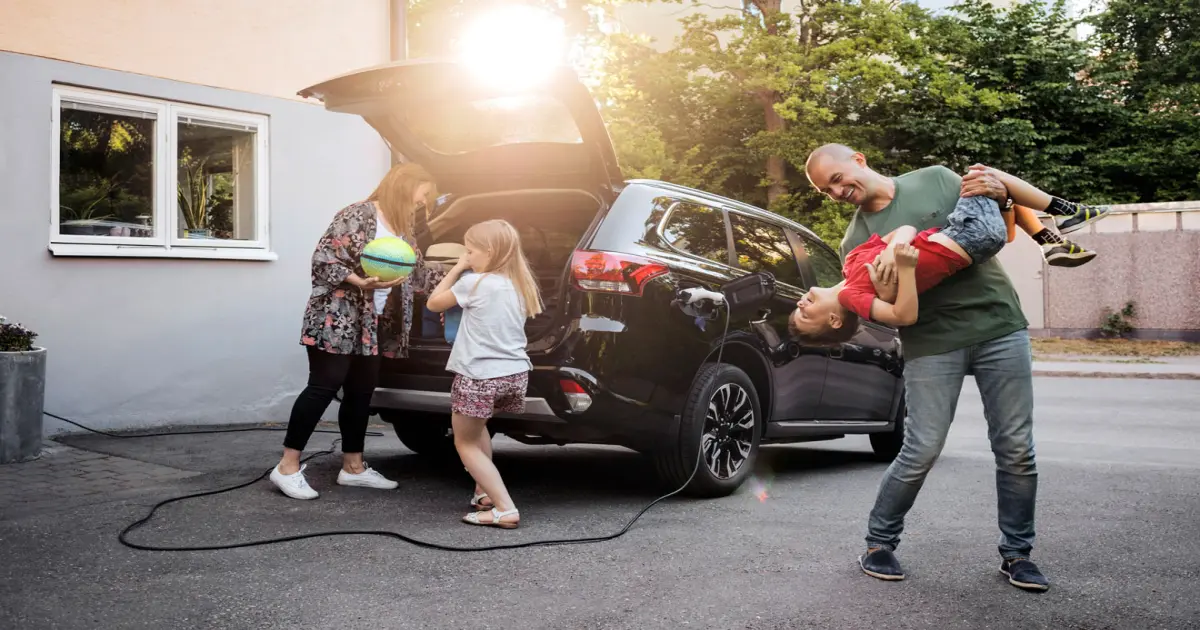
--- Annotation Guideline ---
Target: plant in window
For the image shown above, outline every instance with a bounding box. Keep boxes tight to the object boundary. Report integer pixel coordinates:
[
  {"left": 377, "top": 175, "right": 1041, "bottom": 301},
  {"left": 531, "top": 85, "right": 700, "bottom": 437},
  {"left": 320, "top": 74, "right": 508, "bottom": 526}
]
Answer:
[{"left": 177, "top": 148, "right": 217, "bottom": 238}]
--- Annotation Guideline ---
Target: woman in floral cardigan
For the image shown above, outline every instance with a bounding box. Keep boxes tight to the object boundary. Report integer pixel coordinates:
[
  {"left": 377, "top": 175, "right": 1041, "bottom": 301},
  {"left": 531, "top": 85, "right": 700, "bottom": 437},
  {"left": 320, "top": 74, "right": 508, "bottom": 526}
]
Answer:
[{"left": 270, "top": 162, "right": 442, "bottom": 500}]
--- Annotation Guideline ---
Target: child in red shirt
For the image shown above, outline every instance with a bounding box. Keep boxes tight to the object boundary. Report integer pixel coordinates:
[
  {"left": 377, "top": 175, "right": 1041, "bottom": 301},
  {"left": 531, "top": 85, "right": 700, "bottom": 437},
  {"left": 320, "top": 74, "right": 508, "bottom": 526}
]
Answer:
[{"left": 789, "top": 168, "right": 1106, "bottom": 343}]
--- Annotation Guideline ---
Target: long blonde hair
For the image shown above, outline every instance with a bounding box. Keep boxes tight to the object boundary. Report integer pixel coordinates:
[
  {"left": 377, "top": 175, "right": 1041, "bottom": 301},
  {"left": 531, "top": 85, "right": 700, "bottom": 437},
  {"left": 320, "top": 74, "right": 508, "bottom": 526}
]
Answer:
[
  {"left": 464, "top": 219, "right": 543, "bottom": 319},
  {"left": 367, "top": 162, "right": 437, "bottom": 238}
]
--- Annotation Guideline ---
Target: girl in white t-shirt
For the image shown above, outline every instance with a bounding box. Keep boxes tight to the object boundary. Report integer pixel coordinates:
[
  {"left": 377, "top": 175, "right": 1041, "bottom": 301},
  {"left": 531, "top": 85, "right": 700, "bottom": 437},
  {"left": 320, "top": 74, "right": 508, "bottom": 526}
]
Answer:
[{"left": 426, "top": 219, "right": 542, "bottom": 529}]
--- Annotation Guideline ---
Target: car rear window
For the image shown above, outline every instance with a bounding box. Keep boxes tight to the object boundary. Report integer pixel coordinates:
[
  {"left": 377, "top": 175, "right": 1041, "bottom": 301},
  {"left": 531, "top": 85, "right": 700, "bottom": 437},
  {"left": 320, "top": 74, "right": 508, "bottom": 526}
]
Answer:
[
  {"left": 397, "top": 95, "right": 583, "bottom": 155},
  {"left": 728, "top": 213, "right": 803, "bottom": 287}
]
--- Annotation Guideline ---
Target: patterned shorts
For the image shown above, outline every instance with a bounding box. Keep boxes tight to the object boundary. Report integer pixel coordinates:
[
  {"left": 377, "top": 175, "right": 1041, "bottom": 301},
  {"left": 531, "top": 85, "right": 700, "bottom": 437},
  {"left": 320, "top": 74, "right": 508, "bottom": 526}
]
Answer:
[{"left": 450, "top": 372, "right": 529, "bottom": 419}]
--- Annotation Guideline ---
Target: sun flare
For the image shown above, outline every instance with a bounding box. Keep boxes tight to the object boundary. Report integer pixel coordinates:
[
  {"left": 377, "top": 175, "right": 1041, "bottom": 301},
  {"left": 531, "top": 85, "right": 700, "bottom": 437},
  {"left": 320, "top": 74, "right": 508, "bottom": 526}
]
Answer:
[{"left": 457, "top": 5, "right": 569, "bottom": 91}]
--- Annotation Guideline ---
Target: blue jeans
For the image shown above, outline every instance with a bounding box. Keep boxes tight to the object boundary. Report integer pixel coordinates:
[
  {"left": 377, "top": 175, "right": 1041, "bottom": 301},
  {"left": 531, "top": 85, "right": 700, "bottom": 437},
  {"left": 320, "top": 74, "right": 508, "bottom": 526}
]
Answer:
[{"left": 865, "top": 329, "right": 1037, "bottom": 559}]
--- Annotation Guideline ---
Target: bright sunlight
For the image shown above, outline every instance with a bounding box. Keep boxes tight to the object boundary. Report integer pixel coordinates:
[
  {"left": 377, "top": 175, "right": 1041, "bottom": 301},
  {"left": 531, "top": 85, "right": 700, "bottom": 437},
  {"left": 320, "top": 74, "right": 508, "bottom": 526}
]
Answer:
[{"left": 457, "top": 4, "right": 569, "bottom": 90}]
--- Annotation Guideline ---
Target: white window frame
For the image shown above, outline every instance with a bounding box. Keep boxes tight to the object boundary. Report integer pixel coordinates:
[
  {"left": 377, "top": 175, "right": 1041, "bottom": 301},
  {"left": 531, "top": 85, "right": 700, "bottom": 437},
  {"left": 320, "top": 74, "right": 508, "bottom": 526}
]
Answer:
[{"left": 50, "top": 85, "right": 274, "bottom": 261}]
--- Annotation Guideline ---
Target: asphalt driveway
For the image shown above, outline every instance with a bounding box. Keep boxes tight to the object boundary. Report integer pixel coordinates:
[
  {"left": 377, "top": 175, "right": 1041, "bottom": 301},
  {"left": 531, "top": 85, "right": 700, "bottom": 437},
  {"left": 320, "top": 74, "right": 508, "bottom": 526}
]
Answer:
[{"left": 2, "top": 377, "right": 1198, "bottom": 629}]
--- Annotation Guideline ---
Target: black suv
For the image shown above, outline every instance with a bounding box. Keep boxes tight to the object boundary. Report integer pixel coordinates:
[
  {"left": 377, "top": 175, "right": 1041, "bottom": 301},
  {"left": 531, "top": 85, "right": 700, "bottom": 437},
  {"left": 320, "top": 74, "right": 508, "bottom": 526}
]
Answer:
[{"left": 300, "top": 60, "right": 905, "bottom": 497}]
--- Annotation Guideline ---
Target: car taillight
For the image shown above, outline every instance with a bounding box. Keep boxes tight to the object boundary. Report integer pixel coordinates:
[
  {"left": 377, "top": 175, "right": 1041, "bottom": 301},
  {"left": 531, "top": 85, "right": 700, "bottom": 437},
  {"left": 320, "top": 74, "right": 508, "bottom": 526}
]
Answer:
[
  {"left": 559, "top": 378, "right": 592, "bottom": 414},
  {"left": 570, "top": 250, "right": 669, "bottom": 297},
  {"left": 559, "top": 379, "right": 586, "bottom": 394}
]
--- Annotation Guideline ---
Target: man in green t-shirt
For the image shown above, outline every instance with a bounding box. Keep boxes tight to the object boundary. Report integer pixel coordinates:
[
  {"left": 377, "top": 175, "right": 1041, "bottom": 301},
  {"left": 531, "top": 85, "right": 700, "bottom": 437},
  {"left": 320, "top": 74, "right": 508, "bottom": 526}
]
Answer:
[{"left": 804, "top": 143, "right": 1049, "bottom": 592}]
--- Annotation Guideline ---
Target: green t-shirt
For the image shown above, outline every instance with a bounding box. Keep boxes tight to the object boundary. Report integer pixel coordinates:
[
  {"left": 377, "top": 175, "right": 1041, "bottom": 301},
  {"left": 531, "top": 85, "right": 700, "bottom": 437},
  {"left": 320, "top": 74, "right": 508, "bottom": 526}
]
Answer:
[{"left": 839, "top": 165, "right": 1028, "bottom": 360}]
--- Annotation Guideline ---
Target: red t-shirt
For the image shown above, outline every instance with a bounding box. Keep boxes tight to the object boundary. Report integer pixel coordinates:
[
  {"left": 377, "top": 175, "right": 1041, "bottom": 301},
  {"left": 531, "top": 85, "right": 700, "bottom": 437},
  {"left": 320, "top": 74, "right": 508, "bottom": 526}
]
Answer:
[{"left": 838, "top": 229, "right": 971, "bottom": 321}]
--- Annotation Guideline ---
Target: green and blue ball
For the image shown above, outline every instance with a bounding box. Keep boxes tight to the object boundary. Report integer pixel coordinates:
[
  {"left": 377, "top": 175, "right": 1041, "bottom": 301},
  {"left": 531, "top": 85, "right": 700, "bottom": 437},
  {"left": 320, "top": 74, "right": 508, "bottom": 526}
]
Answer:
[{"left": 361, "top": 237, "right": 417, "bottom": 282}]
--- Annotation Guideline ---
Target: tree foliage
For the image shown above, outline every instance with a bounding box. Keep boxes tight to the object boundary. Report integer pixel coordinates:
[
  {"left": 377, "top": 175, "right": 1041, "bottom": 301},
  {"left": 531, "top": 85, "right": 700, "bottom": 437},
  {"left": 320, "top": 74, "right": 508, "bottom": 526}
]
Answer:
[{"left": 597, "top": 0, "right": 1200, "bottom": 244}]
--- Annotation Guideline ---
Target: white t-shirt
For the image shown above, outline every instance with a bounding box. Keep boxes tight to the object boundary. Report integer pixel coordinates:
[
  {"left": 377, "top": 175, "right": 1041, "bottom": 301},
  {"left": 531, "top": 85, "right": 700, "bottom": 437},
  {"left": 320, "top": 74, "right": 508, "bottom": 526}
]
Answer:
[
  {"left": 445, "top": 273, "right": 532, "bottom": 380},
  {"left": 372, "top": 213, "right": 397, "bottom": 315}
]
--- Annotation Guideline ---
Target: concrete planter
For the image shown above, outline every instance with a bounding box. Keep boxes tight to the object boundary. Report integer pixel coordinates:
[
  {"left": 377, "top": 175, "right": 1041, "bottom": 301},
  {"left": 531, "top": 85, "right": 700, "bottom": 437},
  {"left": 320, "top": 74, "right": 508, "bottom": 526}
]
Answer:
[{"left": 0, "top": 347, "right": 46, "bottom": 463}]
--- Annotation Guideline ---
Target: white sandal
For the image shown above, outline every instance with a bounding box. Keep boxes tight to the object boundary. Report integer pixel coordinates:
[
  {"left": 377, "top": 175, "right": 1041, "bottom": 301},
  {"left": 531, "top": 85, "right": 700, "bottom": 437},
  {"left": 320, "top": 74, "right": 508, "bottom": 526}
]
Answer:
[
  {"left": 470, "top": 492, "right": 493, "bottom": 510},
  {"left": 462, "top": 507, "right": 519, "bottom": 529}
]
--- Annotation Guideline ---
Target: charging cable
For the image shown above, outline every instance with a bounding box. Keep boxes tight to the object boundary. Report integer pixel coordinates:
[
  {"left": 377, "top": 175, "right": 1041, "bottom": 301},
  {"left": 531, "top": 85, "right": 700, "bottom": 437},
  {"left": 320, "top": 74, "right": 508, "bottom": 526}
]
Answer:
[{"left": 46, "top": 291, "right": 731, "bottom": 553}]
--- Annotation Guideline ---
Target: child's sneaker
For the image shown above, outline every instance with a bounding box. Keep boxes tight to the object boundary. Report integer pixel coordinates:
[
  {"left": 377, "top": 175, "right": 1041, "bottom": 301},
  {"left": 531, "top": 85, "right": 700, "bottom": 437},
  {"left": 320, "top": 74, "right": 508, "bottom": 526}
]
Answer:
[
  {"left": 1055, "top": 203, "right": 1111, "bottom": 235},
  {"left": 1041, "top": 240, "right": 1096, "bottom": 267},
  {"left": 1041, "top": 237, "right": 1099, "bottom": 264},
  {"left": 270, "top": 464, "right": 319, "bottom": 500},
  {"left": 1033, "top": 227, "right": 1096, "bottom": 267}
]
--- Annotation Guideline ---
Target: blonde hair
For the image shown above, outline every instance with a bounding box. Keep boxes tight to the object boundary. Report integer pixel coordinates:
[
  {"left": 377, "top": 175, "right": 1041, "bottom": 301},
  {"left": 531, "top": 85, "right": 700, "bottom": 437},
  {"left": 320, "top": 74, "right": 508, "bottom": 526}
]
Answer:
[
  {"left": 463, "top": 219, "right": 543, "bottom": 319},
  {"left": 367, "top": 162, "right": 437, "bottom": 238}
]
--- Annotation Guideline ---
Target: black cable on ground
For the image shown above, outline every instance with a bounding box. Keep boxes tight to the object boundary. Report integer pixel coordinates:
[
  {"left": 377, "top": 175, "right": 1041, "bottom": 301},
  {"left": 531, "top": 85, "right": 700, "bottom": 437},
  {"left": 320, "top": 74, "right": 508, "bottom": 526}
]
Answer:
[{"left": 47, "top": 304, "right": 729, "bottom": 553}]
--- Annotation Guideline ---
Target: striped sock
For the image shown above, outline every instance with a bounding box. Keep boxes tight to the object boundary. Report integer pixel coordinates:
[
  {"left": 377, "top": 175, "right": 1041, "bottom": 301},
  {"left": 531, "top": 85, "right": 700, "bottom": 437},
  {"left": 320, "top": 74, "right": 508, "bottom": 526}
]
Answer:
[
  {"left": 1032, "top": 228, "right": 1063, "bottom": 245},
  {"left": 1046, "top": 197, "right": 1080, "bottom": 217}
]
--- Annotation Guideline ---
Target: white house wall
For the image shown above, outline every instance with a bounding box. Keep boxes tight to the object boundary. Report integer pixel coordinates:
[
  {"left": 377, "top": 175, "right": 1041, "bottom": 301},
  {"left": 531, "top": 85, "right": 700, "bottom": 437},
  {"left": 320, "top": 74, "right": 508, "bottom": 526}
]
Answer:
[
  {"left": 0, "top": 51, "right": 392, "bottom": 432},
  {"left": 0, "top": 0, "right": 391, "bottom": 101}
]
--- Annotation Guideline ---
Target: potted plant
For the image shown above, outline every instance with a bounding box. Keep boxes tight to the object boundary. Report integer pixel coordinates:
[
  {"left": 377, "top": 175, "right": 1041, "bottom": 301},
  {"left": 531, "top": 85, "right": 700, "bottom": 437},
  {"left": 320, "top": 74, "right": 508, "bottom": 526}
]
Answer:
[
  {"left": 178, "top": 150, "right": 214, "bottom": 239},
  {"left": 0, "top": 315, "right": 45, "bottom": 464}
]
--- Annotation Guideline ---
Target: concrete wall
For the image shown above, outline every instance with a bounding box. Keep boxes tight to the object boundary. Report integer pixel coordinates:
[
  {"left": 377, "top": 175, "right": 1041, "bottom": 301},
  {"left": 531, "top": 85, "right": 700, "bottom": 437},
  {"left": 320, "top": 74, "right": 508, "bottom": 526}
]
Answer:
[
  {"left": 995, "top": 224, "right": 1047, "bottom": 329},
  {"left": 0, "top": 51, "right": 391, "bottom": 432},
  {"left": 999, "top": 203, "right": 1200, "bottom": 340},
  {"left": 0, "top": 0, "right": 390, "bottom": 100}
]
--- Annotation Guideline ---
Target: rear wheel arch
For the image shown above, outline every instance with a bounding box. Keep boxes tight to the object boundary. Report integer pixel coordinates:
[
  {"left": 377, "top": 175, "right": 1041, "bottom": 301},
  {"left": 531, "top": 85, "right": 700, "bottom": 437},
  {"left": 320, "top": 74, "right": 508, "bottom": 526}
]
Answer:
[
  {"left": 701, "top": 341, "right": 773, "bottom": 430},
  {"left": 655, "top": 360, "right": 763, "bottom": 497}
]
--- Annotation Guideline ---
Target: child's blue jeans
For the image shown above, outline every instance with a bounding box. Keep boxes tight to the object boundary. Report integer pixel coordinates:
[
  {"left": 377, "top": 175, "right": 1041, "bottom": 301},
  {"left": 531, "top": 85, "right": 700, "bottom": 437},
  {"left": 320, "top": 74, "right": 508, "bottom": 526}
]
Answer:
[{"left": 939, "top": 196, "right": 1007, "bottom": 264}]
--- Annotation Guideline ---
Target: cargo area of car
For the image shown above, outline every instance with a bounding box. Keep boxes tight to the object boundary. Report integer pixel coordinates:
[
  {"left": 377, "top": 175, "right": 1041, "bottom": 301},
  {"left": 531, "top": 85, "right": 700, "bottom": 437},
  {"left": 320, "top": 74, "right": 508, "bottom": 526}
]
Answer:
[{"left": 408, "top": 188, "right": 603, "bottom": 348}]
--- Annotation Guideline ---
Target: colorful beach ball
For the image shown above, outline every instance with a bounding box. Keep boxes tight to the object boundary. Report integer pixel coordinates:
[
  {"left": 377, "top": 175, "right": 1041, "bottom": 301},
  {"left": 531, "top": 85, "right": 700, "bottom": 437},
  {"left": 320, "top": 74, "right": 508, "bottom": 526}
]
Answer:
[{"left": 361, "top": 237, "right": 417, "bottom": 282}]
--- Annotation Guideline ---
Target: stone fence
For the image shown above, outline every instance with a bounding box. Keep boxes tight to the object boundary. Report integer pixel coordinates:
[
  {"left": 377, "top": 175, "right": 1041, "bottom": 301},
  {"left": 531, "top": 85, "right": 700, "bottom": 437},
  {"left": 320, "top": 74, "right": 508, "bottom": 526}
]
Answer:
[{"left": 995, "top": 201, "right": 1200, "bottom": 341}]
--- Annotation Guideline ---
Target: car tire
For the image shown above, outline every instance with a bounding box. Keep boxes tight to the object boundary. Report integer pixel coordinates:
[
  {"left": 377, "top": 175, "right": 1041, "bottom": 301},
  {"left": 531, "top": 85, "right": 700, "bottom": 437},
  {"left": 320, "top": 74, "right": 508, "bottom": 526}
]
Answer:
[
  {"left": 869, "top": 400, "right": 907, "bottom": 461},
  {"left": 379, "top": 411, "right": 458, "bottom": 458},
  {"left": 654, "top": 362, "right": 762, "bottom": 498}
]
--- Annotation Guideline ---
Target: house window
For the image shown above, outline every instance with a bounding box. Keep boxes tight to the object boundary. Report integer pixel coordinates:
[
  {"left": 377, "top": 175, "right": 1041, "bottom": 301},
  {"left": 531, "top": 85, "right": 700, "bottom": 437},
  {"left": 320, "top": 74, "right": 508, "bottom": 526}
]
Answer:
[{"left": 51, "top": 86, "right": 273, "bottom": 260}]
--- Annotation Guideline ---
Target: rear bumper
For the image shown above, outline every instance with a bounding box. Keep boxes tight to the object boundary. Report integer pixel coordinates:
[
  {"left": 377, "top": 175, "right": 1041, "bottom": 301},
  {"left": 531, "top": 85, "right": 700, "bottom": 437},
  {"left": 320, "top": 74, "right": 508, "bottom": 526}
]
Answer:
[{"left": 371, "top": 365, "right": 680, "bottom": 451}]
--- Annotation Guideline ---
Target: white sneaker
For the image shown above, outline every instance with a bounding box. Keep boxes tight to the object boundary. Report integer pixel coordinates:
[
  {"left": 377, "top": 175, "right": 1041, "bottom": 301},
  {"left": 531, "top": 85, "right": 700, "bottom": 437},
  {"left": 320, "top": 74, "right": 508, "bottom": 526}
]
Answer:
[
  {"left": 270, "top": 464, "right": 319, "bottom": 500},
  {"left": 337, "top": 463, "right": 398, "bottom": 490}
]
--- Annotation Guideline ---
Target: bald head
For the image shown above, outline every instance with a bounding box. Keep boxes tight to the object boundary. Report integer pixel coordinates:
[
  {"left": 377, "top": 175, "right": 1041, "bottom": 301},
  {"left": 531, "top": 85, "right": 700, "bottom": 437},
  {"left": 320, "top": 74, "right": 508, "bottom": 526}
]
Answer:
[
  {"left": 804, "top": 143, "right": 886, "bottom": 208},
  {"left": 804, "top": 143, "right": 858, "bottom": 176}
]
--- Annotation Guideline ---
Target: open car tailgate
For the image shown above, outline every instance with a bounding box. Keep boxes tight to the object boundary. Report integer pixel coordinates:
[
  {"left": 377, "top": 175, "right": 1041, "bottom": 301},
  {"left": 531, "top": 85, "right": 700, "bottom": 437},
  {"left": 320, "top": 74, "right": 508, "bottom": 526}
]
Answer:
[{"left": 298, "top": 59, "right": 623, "bottom": 195}]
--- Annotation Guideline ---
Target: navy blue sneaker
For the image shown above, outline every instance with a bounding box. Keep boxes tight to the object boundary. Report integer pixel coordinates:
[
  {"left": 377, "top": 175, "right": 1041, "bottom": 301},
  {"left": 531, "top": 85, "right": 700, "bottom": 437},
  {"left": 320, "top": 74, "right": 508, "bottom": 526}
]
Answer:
[
  {"left": 1055, "top": 203, "right": 1110, "bottom": 235},
  {"left": 1041, "top": 240, "right": 1097, "bottom": 267},
  {"left": 859, "top": 547, "right": 905, "bottom": 581},
  {"left": 1000, "top": 557, "right": 1050, "bottom": 592}
]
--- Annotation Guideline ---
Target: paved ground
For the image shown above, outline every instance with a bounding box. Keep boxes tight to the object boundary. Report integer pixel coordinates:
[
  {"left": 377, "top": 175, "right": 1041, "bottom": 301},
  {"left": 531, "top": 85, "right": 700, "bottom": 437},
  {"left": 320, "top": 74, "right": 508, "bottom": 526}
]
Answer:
[
  {"left": 2, "top": 377, "right": 1199, "bottom": 630},
  {"left": 1033, "top": 355, "right": 1200, "bottom": 380}
]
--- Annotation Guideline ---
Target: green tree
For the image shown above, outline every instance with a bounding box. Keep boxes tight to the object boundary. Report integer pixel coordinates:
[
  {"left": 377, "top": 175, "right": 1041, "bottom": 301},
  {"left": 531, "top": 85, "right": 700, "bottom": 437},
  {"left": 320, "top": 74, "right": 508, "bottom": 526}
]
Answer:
[
  {"left": 598, "top": 0, "right": 948, "bottom": 243},
  {"left": 1087, "top": 0, "right": 1200, "bottom": 202},
  {"left": 878, "top": 0, "right": 1119, "bottom": 203}
]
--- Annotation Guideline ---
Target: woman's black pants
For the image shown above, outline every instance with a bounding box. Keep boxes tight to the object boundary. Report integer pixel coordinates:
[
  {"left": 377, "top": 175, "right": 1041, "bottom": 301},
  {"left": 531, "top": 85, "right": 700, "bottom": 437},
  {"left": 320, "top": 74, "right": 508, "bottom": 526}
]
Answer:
[{"left": 283, "top": 347, "right": 380, "bottom": 453}]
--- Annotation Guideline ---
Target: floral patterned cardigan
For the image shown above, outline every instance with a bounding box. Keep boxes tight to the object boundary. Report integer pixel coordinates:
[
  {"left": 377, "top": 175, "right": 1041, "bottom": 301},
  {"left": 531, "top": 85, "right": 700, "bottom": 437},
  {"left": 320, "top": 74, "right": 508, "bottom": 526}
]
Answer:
[{"left": 299, "top": 200, "right": 443, "bottom": 358}]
